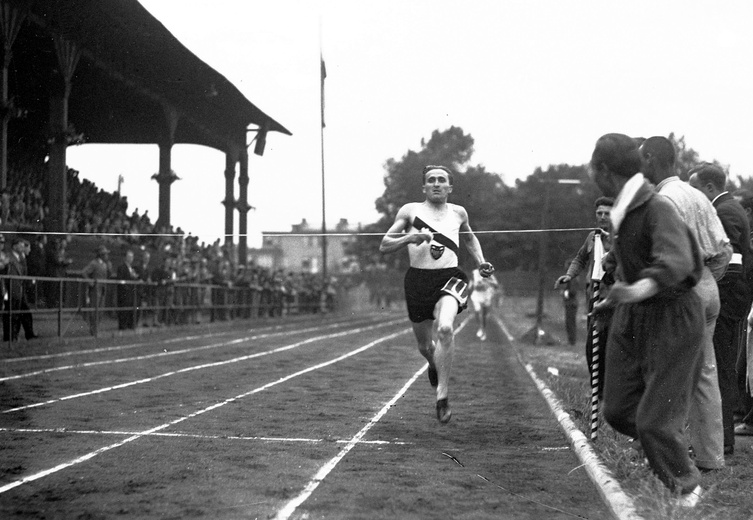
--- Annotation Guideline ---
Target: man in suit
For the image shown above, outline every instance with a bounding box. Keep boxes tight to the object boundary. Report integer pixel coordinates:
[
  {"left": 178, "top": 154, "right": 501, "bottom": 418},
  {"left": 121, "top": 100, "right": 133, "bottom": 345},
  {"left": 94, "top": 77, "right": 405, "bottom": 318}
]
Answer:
[
  {"left": 116, "top": 249, "right": 140, "bottom": 330},
  {"left": 4, "top": 237, "right": 37, "bottom": 341},
  {"left": 690, "top": 163, "right": 751, "bottom": 456}
]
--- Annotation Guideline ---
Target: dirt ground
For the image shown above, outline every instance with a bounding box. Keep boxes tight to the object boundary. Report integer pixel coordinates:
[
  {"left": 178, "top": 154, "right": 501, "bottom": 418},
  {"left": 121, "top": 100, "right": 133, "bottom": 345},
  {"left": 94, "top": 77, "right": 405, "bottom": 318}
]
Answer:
[{"left": 0, "top": 309, "right": 611, "bottom": 519}]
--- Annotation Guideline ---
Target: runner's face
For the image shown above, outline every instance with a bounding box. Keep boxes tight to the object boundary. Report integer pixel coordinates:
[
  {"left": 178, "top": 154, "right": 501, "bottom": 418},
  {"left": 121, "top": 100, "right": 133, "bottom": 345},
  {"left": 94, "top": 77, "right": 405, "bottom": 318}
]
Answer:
[{"left": 423, "top": 170, "right": 452, "bottom": 202}]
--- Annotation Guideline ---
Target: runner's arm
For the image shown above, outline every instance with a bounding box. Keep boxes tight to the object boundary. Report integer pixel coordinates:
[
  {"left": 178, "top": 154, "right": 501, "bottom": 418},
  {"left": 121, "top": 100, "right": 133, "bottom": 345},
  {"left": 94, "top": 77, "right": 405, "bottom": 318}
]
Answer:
[
  {"left": 459, "top": 209, "right": 494, "bottom": 276},
  {"left": 379, "top": 205, "right": 432, "bottom": 255}
]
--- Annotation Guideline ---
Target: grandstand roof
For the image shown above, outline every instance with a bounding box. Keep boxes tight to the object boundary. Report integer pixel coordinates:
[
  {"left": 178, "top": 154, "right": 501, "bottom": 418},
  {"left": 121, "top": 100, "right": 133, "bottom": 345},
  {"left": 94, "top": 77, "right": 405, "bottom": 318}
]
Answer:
[{"left": 9, "top": 0, "right": 291, "bottom": 156}]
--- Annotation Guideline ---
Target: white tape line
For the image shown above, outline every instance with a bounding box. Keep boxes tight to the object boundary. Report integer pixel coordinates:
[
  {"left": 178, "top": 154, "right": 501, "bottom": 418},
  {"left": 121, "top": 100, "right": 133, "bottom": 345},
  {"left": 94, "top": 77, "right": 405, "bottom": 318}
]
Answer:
[
  {"left": 274, "top": 363, "right": 425, "bottom": 520},
  {"left": 275, "top": 315, "right": 471, "bottom": 519},
  {"left": 0, "top": 328, "right": 411, "bottom": 494},
  {"left": 0, "top": 428, "right": 411, "bottom": 445},
  {"left": 522, "top": 362, "right": 644, "bottom": 520},
  {"left": 1, "top": 318, "right": 400, "bottom": 382},
  {"left": 2, "top": 320, "right": 404, "bottom": 413}
]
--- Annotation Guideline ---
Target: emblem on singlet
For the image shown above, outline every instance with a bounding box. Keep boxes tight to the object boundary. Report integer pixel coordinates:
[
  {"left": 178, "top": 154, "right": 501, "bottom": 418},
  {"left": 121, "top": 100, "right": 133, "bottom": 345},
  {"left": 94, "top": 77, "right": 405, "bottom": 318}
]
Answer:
[{"left": 430, "top": 243, "right": 445, "bottom": 260}]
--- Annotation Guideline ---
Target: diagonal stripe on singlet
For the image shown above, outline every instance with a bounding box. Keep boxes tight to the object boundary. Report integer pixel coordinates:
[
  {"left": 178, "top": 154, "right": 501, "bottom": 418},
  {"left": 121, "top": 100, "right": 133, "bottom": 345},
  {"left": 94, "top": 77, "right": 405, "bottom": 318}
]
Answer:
[{"left": 413, "top": 216, "right": 460, "bottom": 255}]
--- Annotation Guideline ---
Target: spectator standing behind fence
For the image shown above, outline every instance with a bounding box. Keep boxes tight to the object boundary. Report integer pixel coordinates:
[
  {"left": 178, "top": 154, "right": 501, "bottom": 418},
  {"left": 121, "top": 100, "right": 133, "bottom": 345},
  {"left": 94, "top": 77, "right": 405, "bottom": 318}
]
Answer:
[
  {"left": 4, "top": 238, "right": 37, "bottom": 341},
  {"left": 136, "top": 250, "right": 155, "bottom": 327},
  {"left": 0, "top": 234, "right": 10, "bottom": 340},
  {"left": 26, "top": 235, "right": 46, "bottom": 306},
  {"left": 44, "top": 237, "right": 72, "bottom": 308},
  {"left": 689, "top": 163, "right": 752, "bottom": 457},
  {"left": 116, "top": 250, "right": 139, "bottom": 330},
  {"left": 82, "top": 245, "right": 112, "bottom": 335}
]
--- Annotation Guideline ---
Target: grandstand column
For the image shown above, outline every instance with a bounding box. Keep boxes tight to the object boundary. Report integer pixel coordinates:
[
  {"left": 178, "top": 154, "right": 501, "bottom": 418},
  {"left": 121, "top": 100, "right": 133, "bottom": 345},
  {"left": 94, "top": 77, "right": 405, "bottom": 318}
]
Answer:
[
  {"left": 153, "top": 107, "right": 179, "bottom": 229},
  {"left": 222, "top": 149, "right": 239, "bottom": 246},
  {"left": 237, "top": 149, "right": 252, "bottom": 264},
  {"left": 47, "top": 36, "right": 80, "bottom": 233},
  {"left": 0, "top": 2, "right": 28, "bottom": 190}
]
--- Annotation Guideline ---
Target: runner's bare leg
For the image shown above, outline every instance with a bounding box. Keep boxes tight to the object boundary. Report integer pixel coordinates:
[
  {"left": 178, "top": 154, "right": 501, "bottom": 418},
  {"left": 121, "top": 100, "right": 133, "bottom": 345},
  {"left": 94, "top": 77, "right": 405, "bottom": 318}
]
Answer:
[{"left": 434, "top": 295, "right": 459, "bottom": 400}]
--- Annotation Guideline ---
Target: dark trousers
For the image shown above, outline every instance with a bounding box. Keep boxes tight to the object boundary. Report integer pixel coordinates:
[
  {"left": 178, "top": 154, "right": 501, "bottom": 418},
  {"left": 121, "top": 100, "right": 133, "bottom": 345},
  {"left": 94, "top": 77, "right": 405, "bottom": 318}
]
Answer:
[
  {"left": 604, "top": 291, "right": 703, "bottom": 494},
  {"left": 3, "top": 298, "right": 34, "bottom": 340},
  {"left": 714, "top": 313, "right": 745, "bottom": 449}
]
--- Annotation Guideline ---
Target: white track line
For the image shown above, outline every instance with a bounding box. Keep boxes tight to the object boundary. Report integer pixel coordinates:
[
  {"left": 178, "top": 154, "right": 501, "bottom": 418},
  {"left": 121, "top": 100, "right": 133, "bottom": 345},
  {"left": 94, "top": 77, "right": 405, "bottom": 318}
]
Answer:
[
  {"left": 0, "top": 328, "right": 411, "bottom": 494},
  {"left": 0, "top": 427, "right": 411, "bottom": 445},
  {"left": 2, "top": 320, "right": 404, "bottom": 413},
  {"left": 274, "top": 364, "right": 426, "bottom": 520},
  {"left": 0, "top": 318, "right": 401, "bottom": 382},
  {"left": 274, "top": 316, "right": 471, "bottom": 520},
  {"left": 0, "top": 315, "right": 382, "bottom": 364},
  {"left": 492, "top": 316, "right": 644, "bottom": 520}
]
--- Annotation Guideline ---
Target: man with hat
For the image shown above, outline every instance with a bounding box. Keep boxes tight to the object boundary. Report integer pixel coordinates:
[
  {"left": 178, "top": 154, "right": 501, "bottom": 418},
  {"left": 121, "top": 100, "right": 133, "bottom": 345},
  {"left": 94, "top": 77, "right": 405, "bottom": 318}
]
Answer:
[{"left": 82, "top": 245, "right": 112, "bottom": 335}]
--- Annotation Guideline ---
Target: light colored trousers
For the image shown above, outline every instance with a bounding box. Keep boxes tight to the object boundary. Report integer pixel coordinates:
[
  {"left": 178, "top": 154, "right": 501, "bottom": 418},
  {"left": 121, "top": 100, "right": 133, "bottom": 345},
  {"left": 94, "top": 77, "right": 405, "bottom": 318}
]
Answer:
[{"left": 688, "top": 267, "right": 725, "bottom": 469}]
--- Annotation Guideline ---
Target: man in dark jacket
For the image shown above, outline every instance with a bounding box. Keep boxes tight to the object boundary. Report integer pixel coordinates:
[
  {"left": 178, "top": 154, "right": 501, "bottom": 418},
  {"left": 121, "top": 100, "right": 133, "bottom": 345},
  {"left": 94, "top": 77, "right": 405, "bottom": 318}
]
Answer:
[
  {"left": 690, "top": 163, "right": 751, "bottom": 455},
  {"left": 591, "top": 133, "right": 704, "bottom": 506}
]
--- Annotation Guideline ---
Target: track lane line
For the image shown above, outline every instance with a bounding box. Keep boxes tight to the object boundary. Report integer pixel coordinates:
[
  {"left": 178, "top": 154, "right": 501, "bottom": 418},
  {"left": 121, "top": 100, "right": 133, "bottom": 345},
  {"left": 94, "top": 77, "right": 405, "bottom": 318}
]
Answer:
[
  {"left": 2, "top": 320, "right": 404, "bottom": 413},
  {"left": 0, "top": 318, "right": 402, "bottom": 382},
  {"left": 274, "top": 316, "right": 471, "bottom": 520},
  {"left": 0, "top": 328, "right": 412, "bottom": 494}
]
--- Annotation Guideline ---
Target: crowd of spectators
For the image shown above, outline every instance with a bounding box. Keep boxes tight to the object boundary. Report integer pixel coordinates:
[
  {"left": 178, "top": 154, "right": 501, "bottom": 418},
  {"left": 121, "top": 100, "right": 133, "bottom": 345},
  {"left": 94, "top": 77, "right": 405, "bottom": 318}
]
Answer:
[{"left": 1, "top": 165, "right": 341, "bottom": 336}]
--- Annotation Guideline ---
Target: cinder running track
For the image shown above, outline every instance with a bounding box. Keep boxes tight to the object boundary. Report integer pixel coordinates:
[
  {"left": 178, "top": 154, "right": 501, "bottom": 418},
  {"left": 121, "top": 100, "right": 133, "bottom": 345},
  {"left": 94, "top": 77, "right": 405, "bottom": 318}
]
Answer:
[{"left": 0, "top": 311, "right": 610, "bottom": 519}]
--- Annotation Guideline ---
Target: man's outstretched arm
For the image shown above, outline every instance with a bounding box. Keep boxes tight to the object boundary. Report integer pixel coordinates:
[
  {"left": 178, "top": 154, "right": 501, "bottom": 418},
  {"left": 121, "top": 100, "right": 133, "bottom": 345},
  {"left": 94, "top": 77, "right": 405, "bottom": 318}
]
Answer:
[{"left": 459, "top": 210, "right": 494, "bottom": 276}]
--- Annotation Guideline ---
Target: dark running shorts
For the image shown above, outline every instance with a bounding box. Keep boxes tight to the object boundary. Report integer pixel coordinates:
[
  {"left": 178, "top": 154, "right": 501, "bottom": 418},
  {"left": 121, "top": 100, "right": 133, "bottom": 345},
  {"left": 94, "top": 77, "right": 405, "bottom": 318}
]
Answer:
[{"left": 404, "top": 267, "right": 469, "bottom": 323}]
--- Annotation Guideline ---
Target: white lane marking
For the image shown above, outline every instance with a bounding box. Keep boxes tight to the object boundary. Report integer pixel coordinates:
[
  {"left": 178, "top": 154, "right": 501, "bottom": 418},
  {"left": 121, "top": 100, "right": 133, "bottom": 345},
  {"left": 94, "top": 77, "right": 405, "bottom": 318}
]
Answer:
[
  {"left": 0, "top": 318, "right": 391, "bottom": 381},
  {"left": 0, "top": 428, "right": 411, "bottom": 445},
  {"left": 274, "top": 315, "right": 471, "bottom": 520},
  {"left": 2, "top": 320, "right": 404, "bottom": 413},
  {"left": 274, "top": 364, "right": 425, "bottom": 520},
  {"left": 494, "top": 314, "right": 514, "bottom": 342},
  {"left": 0, "top": 328, "right": 411, "bottom": 494},
  {"left": 0, "top": 315, "right": 381, "bottom": 364}
]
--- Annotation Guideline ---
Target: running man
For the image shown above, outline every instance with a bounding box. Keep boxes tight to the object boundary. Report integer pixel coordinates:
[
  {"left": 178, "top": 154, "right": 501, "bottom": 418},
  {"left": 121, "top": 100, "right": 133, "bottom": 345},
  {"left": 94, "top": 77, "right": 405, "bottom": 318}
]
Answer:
[
  {"left": 470, "top": 267, "right": 499, "bottom": 341},
  {"left": 380, "top": 165, "right": 495, "bottom": 423}
]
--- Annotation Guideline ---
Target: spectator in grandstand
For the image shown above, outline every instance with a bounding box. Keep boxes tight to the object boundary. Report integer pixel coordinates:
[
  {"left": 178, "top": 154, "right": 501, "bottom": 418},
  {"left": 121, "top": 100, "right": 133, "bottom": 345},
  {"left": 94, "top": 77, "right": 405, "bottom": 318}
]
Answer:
[
  {"left": 641, "top": 136, "right": 731, "bottom": 471},
  {"left": 380, "top": 164, "right": 495, "bottom": 424},
  {"left": 591, "top": 133, "right": 705, "bottom": 506},
  {"left": 116, "top": 249, "right": 140, "bottom": 330},
  {"left": 554, "top": 196, "right": 614, "bottom": 395},
  {"left": 689, "top": 163, "right": 751, "bottom": 456},
  {"left": 82, "top": 245, "right": 113, "bottom": 335}
]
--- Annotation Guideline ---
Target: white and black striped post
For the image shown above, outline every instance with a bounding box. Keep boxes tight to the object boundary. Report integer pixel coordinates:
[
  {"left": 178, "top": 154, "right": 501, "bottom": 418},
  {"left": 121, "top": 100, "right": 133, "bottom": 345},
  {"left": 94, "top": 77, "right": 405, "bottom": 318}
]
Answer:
[{"left": 589, "top": 230, "right": 605, "bottom": 441}]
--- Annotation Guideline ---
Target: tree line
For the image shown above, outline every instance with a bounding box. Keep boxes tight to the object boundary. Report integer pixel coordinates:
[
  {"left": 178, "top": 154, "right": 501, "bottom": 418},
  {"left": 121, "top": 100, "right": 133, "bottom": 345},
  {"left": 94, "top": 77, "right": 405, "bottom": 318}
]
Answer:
[{"left": 348, "top": 126, "right": 752, "bottom": 288}]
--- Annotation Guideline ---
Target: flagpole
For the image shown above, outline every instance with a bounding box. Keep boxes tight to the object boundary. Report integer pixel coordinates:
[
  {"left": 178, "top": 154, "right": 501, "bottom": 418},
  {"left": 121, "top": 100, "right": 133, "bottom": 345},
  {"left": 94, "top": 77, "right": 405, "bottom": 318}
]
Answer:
[{"left": 319, "top": 22, "right": 328, "bottom": 282}]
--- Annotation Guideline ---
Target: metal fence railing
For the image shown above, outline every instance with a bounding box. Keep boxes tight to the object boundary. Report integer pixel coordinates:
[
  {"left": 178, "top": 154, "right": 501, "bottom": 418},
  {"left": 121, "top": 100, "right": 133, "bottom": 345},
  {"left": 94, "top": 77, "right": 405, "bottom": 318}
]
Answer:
[{"left": 2, "top": 274, "right": 335, "bottom": 344}]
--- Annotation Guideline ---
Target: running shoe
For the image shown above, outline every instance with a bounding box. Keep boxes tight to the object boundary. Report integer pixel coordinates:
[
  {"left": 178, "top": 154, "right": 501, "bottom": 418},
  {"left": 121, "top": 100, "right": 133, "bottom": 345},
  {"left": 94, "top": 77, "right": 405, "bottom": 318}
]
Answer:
[
  {"left": 734, "top": 423, "right": 753, "bottom": 436},
  {"left": 479, "top": 331, "right": 487, "bottom": 341},
  {"left": 476, "top": 329, "right": 483, "bottom": 338},
  {"left": 436, "top": 398, "right": 452, "bottom": 423},
  {"left": 673, "top": 485, "right": 703, "bottom": 509}
]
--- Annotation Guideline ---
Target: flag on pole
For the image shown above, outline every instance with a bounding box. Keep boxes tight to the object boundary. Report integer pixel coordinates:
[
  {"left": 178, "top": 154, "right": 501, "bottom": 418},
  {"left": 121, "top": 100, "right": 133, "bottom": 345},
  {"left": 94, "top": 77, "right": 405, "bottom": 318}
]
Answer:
[
  {"left": 589, "top": 229, "right": 605, "bottom": 441},
  {"left": 320, "top": 55, "right": 327, "bottom": 128}
]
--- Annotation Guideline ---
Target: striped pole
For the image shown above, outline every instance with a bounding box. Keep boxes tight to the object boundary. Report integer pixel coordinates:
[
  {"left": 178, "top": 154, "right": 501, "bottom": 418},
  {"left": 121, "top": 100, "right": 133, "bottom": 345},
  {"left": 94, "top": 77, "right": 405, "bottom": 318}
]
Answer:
[{"left": 589, "top": 230, "right": 605, "bottom": 441}]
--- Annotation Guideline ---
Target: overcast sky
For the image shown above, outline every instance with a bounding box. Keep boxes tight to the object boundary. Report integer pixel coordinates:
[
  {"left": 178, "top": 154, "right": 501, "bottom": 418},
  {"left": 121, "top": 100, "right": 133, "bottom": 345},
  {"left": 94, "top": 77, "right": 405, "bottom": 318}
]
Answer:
[{"left": 66, "top": 0, "right": 753, "bottom": 246}]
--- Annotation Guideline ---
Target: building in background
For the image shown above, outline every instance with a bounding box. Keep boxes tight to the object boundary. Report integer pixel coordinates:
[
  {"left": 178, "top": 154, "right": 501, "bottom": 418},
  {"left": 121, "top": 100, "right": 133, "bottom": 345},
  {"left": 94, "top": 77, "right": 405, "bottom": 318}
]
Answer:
[{"left": 249, "top": 218, "right": 358, "bottom": 274}]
